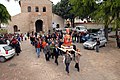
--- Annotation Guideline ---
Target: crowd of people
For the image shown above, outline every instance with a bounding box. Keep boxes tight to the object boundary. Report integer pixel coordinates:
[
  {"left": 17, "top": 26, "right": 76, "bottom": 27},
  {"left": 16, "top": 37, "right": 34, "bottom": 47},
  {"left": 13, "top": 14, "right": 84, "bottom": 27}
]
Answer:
[
  {"left": 29, "top": 31, "right": 82, "bottom": 75},
  {"left": 0, "top": 30, "right": 83, "bottom": 75},
  {"left": 0, "top": 33, "right": 28, "bottom": 56}
]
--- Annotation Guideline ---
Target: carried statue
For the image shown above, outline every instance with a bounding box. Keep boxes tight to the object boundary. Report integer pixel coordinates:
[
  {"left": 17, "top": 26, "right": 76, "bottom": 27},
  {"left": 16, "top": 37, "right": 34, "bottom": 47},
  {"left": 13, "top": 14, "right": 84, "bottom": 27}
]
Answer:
[
  {"left": 63, "top": 28, "right": 72, "bottom": 46},
  {"left": 60, "top": 28, "right": 74, "bottom": 52}
]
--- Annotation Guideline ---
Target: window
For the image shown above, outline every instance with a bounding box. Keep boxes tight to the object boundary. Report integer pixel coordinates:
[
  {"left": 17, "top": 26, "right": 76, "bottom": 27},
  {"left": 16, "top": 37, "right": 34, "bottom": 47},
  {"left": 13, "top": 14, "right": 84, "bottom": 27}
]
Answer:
[
  {"left": 43, "top": 7, "right": 46, "bottom": 12},
  {"left": 3, "top": 46, "right": 13, "bottom": 51},
  {"left": 35, "top": 7, "right": 39, "bottom": 12},
  {"left": 28, "top": 6, "right": 31, "bottom": 12},
  {"left": 13, "top": 25, "right": 18, "bottom": 32}
]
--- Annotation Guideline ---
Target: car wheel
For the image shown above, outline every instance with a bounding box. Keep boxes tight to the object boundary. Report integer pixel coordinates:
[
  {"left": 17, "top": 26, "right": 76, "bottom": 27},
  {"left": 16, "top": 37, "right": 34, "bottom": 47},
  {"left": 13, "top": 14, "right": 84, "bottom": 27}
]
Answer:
[
  {"left": 93, "top": 46, "right": 96, "bottom": 50},
  {"left": 0, "top": 56, "right": 6, "bottom": 63},
  {"left": 83, "top": 46, "right": 86, "bottom": 49},
  {"left": 104, "top": 43, "right": 107, "bottom": 47}
]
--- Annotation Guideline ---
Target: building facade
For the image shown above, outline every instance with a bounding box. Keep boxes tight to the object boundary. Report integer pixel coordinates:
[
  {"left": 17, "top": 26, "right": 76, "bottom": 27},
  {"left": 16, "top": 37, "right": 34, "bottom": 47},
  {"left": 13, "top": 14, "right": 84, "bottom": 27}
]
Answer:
[{"left": 8, "top": 0, "right": 62, "bottom": 33}]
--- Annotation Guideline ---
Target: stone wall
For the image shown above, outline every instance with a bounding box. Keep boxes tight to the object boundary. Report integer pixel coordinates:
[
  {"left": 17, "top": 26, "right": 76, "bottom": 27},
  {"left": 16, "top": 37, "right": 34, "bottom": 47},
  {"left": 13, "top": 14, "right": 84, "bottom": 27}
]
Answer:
[
  {"left": 7, "top": 0, "right": 53, "bottom": 33},
  {"left": 21, "top": 0, "right": 52, "bottom": 13},
  {"left": 52, "top": 14, "right": 64, "bottom": 28},
  {"left": 7, "top": 13, "right": 30, "bottom": 33},
  {"left": 75, "top": 23, "right": 113, "bottom": 29}
]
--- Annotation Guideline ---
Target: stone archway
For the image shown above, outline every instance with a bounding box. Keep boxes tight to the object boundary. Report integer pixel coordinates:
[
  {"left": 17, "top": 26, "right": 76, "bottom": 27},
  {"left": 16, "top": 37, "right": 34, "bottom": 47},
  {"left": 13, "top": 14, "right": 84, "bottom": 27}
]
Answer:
[
  {"left": 35, "top": 20, "right": 43, "bottom": 32},
  {"left": 13, "top": 25, "right": 18, "bottom": 33}
]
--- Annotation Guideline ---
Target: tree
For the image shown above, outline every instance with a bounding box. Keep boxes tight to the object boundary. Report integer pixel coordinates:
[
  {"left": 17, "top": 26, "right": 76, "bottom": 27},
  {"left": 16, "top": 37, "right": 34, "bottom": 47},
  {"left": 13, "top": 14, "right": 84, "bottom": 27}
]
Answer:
[
  {"left": 0, "top": 4, "right": 11, "bottom": 28},
  {"left": 69, "top": 0, "right": 98, "bottom": 19},
  {"left": 91, "top": 0, "right": 120, "bottom": 40},
  {"left": 53, "top": 0, "right": 72, "bottom": 19},
  {"left": 69, "top": 0, "right": 120, "bottom": 41},
  {"left": 69, "top": 0, "right": 98, "bottom": 27}
]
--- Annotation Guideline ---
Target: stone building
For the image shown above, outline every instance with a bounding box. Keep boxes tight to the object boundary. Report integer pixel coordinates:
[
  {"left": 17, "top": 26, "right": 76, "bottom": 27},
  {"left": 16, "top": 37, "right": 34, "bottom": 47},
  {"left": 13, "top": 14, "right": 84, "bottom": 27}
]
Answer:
[{"left": 7, "top": 0, "right": 64, "bottom": 33}]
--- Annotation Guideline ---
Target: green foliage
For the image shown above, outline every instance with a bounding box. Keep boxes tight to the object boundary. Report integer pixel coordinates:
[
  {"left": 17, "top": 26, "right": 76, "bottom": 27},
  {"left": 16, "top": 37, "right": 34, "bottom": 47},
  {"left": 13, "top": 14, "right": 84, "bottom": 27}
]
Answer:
[
  {"left": 52, "top": 0, "right": 73, "bottom": 19},
  {"left": 69, "top": 0, "right": 120, "bottom": 40},
  {"left": 0, "top": 4, "right": 11, "bottom": 25},
  {"left": 69, "top": 0, "right": 98, "bottom": 19},
  {"left": 0, "top": 29, "right": 7, "bottom": 34}
]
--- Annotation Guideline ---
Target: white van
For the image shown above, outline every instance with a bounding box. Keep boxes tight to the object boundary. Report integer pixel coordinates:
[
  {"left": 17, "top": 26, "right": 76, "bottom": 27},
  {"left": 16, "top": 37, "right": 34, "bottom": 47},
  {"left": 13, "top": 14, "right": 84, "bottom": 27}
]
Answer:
[
  {"left": 0, "top": 45, "right": 15, "bottom": 62},
  {"left": 74, "top": 26, "right": 87, "bottom": 33}
]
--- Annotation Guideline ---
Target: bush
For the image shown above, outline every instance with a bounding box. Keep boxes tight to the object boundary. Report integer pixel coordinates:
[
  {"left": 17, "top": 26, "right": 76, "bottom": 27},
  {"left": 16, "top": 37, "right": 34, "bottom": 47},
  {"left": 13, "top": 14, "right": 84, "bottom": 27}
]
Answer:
[{"left": 0, "top": 29, "right": 7, "bottom": 34}]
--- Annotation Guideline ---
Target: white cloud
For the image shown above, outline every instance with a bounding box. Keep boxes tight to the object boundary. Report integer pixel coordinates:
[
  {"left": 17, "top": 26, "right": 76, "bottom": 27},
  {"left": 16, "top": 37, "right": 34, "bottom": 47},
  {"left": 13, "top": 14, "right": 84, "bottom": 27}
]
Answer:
[{"left": 0, "top": 0, "right": 21, "bottom": 16}]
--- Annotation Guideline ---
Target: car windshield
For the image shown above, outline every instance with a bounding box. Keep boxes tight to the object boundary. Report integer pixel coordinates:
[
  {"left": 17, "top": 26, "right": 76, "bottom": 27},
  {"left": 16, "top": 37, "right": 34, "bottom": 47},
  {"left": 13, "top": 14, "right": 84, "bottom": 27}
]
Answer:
[
  {"left": 76, "top": 26, "right": 86, "bottom": 30},
  {"left": 3, "top": 46, "right": 13, "bottom": 51},
  {"left": 88, "top": 38, "right": 97, "bottom": 42}
]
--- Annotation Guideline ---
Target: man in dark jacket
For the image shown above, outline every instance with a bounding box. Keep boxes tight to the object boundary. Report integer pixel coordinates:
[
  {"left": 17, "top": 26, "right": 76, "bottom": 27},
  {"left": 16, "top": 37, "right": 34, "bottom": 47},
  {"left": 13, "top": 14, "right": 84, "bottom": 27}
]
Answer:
[
  {"left": 53, "top": 45, "right": 59, "bottom": 65},
  {"left": 44, "top": 43, "right": 50, "bottom": 61},
  {"left": 15, "top": 41, "right": 21, "bottom": 56},
  {"left": 96, "top": 38, "right": 100, "bottom": 52}
]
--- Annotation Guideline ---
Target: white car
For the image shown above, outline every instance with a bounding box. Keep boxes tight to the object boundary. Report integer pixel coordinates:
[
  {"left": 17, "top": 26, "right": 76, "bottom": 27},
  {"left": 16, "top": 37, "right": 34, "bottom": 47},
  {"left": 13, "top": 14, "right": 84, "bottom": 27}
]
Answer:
[
  {"left": 83, "top": 36, "right": 107, "bottom": 50},
  {"left": 55, "top": 28, "right": 62, "bottom": 32},
  {"left": 62, "top": 28, "right": 73, "bottom": 34},
  {"left": 0, "top": 45, "right": 15, "bottom": 62},
  {"left": 73, "top": 26, "right": 87, "bottom": 33}
]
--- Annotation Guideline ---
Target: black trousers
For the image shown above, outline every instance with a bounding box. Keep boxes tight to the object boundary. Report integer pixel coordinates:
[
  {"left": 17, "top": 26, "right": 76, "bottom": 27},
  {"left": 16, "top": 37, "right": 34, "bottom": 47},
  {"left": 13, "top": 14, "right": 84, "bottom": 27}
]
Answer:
[
  {"left": 55, "top": 55, "right": 58, "bottom": 65},
  {"left": 45, "top": 52, "right": 50, "bottom": 61},
  {"left": 51, "top": 52, "right": 54, "bottom": 59},
  {"left": 65, "top": 63, "right": 70, "bottom": 73},
  {"left": 75, "top": 63, "right": 79, "bottom": 72}
]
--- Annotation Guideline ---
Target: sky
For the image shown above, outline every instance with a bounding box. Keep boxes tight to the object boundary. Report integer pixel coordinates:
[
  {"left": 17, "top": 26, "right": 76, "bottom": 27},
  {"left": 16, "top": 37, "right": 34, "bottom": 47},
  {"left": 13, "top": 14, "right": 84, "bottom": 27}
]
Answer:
[{"left": 0, "top": 0, "right": 60, "bottom": 16}]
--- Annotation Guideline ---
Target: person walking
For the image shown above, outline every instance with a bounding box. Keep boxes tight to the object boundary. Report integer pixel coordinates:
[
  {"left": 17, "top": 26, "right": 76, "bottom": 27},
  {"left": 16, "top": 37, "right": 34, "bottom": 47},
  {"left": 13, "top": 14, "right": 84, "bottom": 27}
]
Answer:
[
  {"left": 75, "top": 49, "right": 82, "bottom": 72},
  {"left": 53, "top": 45, "right": 59, "bottom": 65},
  {"left": 14, "top": 40, "right": 21, "bottom": 56},
  {"left": 64, "top": 50, "right": 72, "bottom": 75},
  {"left": 50, "top": 41, "right": 55, "bottom": 59},
  {"left": 96, "top": 38, "right": 100, "bottom": 52},
  {"left": 44, "top": 43, "right": 50, "bottom": 61},
  {"left": 35, "top": 39, "right": 41, "bottom": 58}
]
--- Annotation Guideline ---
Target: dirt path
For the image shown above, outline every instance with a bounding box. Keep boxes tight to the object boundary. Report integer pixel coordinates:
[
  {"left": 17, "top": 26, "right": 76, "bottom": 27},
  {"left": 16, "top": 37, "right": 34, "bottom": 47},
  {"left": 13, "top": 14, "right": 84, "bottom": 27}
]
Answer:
[{"left": 0, "top": 39, "right": 120, "bottom": 80}]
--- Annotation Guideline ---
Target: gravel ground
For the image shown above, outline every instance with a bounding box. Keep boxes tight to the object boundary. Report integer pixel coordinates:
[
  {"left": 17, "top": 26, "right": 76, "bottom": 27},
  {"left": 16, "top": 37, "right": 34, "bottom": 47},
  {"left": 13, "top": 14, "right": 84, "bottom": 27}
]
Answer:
[{"left": 0, "top": 38, "right": 120, "bottom": 80}]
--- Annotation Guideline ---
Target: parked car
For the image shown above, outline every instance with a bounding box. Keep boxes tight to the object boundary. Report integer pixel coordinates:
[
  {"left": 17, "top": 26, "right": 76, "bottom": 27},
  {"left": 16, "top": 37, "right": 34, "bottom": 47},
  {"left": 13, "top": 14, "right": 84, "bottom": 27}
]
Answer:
[
  {"left": 0, "top": 39, "right": 7, "bottom": 44},
  {"left": 62, "top": 28, "right": 73, "bottom": 34},
  {"left": 81, "top": 34, "right": 90, "bottom": 42},
  {"left": 0, "top": 45, "right": 15, "bottom": 62},
  {"left": 83, "top": 36, "right": 107, "bottom": 50},
  {"left": 81, "top": 33, "right": 98, "bottom": 43},
  {"left": 55, "top": 28, "right": 62, "bottom": 32},
  {"left": 73, "top": 26, "right": 87, "bottom": 33}
]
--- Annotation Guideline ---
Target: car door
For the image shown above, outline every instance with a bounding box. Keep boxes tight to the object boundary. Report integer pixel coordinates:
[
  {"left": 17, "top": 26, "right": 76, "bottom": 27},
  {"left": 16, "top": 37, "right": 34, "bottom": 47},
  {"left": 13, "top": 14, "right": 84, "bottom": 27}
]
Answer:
[
  {"left": 0, "top": 47, "right": 6, "bottom": 56},
  {"left": 100, "top": 37, "right": 106, "bottom": 46},
  {"left": 99, "top": 38, "right": 104, "bottom": 46},
  {"left": 102, "top": 37, "right": 107, "bottom": 46}
]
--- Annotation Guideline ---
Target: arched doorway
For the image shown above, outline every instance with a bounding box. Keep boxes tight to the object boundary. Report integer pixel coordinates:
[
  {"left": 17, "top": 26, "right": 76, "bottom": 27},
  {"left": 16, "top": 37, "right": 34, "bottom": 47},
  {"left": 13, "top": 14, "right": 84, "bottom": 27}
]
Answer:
[
  {"left": 35, "top": 20, "right": 43, "bottom": 32},
  {"left": 13, "top": 25, "right": 18, "bottom": 33}
]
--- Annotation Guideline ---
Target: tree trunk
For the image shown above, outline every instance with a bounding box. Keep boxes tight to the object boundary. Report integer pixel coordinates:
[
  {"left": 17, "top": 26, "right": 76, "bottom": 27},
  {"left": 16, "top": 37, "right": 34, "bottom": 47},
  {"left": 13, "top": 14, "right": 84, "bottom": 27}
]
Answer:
[
  {"left": 0, "top": 20, "right": 1, "bottom": 28},
  {"left": 115, "top": 12, "right": 120, "bottom": 48},
  {"left": 71, "top": 18, "right": 75, "bottom": 28},
  {"left": 70, "top": 18, "right": 73, "bottom": 27},
  {"left": 73, "top": 18, "right": 75, "bottom": 28},
  {"left": 104, "top": 24, "right": 109, "bottom": 41}
]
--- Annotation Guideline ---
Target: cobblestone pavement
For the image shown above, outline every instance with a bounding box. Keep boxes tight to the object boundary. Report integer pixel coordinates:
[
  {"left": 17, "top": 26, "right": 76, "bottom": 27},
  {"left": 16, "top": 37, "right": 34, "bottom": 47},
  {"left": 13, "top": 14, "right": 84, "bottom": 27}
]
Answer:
[{"left": 0, "top": 38, "right": 120, "bottom": 80}]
